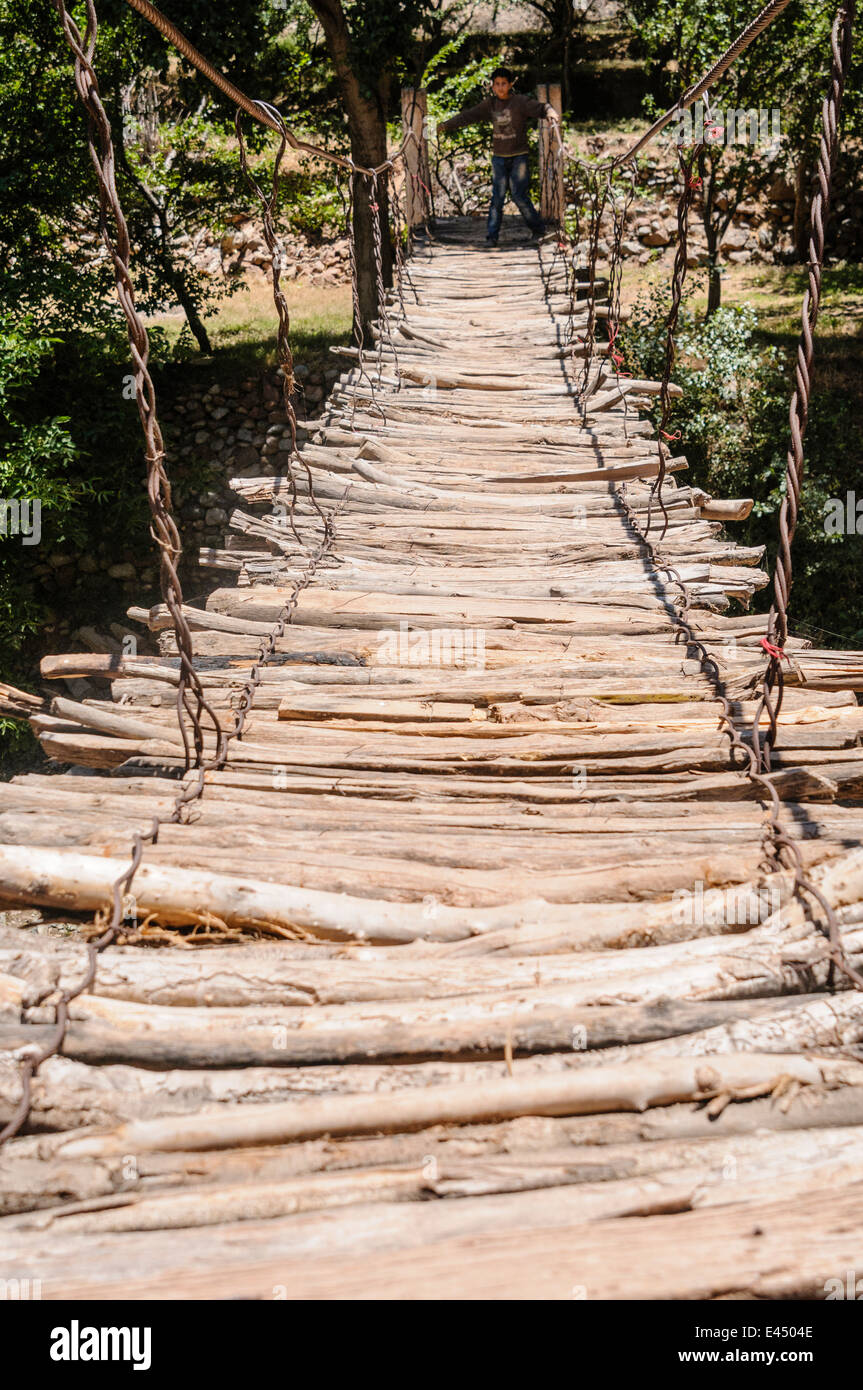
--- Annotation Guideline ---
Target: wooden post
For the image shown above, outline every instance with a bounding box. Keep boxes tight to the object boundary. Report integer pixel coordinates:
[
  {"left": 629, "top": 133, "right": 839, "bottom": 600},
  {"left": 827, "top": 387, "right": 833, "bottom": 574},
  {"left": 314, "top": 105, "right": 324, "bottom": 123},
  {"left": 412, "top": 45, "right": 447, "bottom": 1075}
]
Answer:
[
  {"left": 539, "top": 81, "right": 564, "bottom": 225},
  {"left": 401, "top": 87, "right": 429, "bottom": 230}
]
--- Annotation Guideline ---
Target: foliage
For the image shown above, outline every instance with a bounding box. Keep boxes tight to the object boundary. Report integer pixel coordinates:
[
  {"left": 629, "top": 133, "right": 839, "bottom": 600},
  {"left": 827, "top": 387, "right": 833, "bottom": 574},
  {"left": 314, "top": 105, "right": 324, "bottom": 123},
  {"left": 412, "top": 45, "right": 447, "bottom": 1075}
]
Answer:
[
  {"left": 0, "top": 308, "right": 149, "bottom": 668},
  {"left": 623, "top": 283, "right": 863, "bottom": 643},
  {"left": 279, "top": 169, "right": 345, "bottom": 238},
  {"left": 621, "top": 0, "right": 863, "bottom": 308}
]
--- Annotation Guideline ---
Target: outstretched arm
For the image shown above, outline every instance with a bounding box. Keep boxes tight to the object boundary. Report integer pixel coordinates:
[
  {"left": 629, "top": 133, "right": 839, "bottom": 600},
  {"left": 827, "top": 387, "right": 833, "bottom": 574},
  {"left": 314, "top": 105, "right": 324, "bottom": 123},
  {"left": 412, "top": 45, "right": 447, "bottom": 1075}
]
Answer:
[
  {"left": 438, "top": 97, "right": 494, "bottom": 136},
  {"left": 521, "top": 96, "right": 560, "bottom": 124}
]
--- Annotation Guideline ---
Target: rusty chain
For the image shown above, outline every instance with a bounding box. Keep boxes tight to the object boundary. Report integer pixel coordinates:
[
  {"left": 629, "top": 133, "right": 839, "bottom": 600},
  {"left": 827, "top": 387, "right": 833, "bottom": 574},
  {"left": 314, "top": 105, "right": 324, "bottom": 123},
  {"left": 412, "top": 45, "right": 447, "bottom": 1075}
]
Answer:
[
  {"left": 753, "top": 0, "right": 856, "bottom": 774},
  {"left": 603, "top": 2, "right": 862, "bottom": 996},
  {"left": 368, "top": 169, "right": 400, "bottom": 391},
  {"left": 14, "top": 0, "right": 857, "bottom": 1151},
  {"left": 575, "top": 164, "right": 612, "bottom": 403},
  {"left": 646, "top": 135, "right": 704, "bottom": 544},
  {"left": 616, "top": 477, "right": 863, "bottom": 997},
  {"left": 235, "top": 105, "right": 329, "bottom": 548},
  {"left": 51, "top": 0, "right": 224, "bottom": 775},
  {"left": 1, "top": 0, "right": 347, "bottom": 1148},
  {"left": 604, "top": 160, "right": 639, "bottom": 444},
  {"left": 4, "top": 0, "right": 229, "bottom": 1150}
]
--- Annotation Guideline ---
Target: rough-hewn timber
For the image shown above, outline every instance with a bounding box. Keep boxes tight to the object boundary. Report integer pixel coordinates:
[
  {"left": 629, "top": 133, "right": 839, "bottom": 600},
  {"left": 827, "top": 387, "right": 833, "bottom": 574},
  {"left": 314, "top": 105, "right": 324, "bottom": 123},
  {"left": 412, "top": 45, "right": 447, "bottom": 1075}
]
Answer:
[{"left": 2, "top": 218, "right": 863, "bottom": 1299}]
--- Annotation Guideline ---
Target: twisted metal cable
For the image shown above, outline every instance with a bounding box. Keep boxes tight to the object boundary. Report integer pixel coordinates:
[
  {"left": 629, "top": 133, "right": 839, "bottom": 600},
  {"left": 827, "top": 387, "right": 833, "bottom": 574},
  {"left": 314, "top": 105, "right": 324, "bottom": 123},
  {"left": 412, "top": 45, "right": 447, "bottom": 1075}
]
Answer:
[
  {"left": 753, "top": 0, "right": 856, "bottom": 775},
  {"left": 51, "top": 0, "right": 224, "bottom": 776},
  {"left": 646, "top": 137, "right": 704, "bottom": 544},
  {"left": 121, "top": 0, "right": 420, "bottom": 176},
  {"left": 235, "top": 106, "right": 328, "bottom": 548},
  {"left": 612, "top": 0, "right": 796, "bottom": 170}
]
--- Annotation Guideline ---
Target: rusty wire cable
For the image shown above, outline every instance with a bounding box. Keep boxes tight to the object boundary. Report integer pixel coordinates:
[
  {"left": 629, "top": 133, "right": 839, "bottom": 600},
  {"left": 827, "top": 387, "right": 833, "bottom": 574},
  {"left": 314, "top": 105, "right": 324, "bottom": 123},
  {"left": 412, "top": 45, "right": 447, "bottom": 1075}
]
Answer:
[
  {"left": 50, "top": 0, "right": 224, "bottom": 776},
  {"left": 600, "top": 1, "right": 863, "bottom": 998},
  {"left": 645, "top": 137, "right": 704, "bottom": 544},
  {"left": 121, "top": 0, "right": 420, "bottom": 176},
  {"left": 753, "top": 0, "right": 856, "bottom": 774},
  {"left": 0, "top": 0, "right": 349, "bottom": 1149},
  {"left": 612, "top": 0, "right": 796, "bottom": 170}
]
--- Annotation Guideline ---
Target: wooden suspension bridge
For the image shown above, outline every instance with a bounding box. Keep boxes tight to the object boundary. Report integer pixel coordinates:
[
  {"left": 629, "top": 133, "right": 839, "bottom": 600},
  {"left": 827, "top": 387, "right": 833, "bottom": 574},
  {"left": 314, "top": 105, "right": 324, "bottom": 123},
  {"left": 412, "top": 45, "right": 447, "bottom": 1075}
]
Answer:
[{"left": 3, "top": 216, "right": 863, "bottom": 1297}]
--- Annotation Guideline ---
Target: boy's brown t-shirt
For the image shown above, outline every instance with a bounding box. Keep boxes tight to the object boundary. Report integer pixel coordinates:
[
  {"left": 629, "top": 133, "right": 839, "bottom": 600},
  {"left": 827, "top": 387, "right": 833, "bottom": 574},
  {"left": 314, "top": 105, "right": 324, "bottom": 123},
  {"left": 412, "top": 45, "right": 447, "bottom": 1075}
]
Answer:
[{"left": 439, "top": 93, "right": 552, "bottom": 157}]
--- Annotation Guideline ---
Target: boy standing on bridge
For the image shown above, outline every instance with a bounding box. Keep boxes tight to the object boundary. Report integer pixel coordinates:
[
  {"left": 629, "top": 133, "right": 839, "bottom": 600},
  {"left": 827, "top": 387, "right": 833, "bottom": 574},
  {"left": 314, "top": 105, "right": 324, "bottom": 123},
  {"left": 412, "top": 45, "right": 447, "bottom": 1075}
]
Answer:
[{"left": 438, "top": 67, "right": 559, "bottom": 247}]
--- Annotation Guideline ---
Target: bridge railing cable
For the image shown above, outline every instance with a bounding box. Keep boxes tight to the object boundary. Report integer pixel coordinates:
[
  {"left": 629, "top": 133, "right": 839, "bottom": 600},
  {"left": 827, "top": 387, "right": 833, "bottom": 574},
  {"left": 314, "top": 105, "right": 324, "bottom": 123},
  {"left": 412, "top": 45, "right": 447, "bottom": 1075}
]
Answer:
[
  {"left": 121, "top": 0, "right": 421, "bottom": 177},
  {"left": 574, "top": 0, "right": 862, "bottom": 996}
]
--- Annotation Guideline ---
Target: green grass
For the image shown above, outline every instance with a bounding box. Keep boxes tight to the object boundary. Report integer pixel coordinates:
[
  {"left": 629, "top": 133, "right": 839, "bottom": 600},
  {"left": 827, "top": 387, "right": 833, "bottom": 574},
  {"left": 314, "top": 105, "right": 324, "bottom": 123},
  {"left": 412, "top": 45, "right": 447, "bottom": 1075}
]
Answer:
[{"left": 149, "top": 277, "right": 353, "bottom": 390}]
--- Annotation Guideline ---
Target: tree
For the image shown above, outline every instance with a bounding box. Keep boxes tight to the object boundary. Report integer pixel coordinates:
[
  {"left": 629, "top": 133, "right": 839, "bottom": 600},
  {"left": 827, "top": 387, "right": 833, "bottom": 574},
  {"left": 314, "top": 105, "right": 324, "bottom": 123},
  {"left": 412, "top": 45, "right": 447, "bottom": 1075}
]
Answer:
[
  {"left": 523, "top": 0, "right": 592, "bottom": 110},
  {"left": 306, "top": 0, "right": 395, "bottom": 333},
  {"left": 622, "top": 0, "right": 862, "bottom": 313},
  {"left": 305, "top": 0, "right": 478, "bottom": 331}
]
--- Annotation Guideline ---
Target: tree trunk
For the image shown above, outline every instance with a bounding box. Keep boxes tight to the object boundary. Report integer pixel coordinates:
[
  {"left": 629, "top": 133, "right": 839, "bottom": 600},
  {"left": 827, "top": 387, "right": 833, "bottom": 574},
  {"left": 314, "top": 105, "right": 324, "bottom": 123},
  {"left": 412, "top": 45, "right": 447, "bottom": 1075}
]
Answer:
[
  {"left": 704, "top": 217, "right": 721, "bottom": 316},
  {"left": 153, "top": 205, "right": 211, "bottom": 354},
  {"left": 309, "top": 0, "right": 393, "bottom": 337},
  {"left": 116, "top": 110, "right": 212, "bottom": 354}
]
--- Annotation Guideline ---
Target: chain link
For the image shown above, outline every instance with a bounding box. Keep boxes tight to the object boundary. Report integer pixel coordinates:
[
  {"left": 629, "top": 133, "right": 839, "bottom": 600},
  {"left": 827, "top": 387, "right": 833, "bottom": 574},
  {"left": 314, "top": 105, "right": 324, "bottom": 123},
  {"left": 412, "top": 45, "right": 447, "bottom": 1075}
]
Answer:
[{"left": 753, "top": 0, "right": 856, "bottom": 774}]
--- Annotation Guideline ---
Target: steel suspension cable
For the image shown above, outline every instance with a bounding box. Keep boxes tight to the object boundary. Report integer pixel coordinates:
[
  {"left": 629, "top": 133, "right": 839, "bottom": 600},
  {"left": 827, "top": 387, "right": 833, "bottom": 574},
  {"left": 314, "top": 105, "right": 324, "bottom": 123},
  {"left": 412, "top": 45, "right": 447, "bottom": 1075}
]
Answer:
[
  {"left": 753, "top": 0, "right": 857, "bottom": 774},
  {"left": 121, "top": 0, "right": 419, "bottom": 176}
]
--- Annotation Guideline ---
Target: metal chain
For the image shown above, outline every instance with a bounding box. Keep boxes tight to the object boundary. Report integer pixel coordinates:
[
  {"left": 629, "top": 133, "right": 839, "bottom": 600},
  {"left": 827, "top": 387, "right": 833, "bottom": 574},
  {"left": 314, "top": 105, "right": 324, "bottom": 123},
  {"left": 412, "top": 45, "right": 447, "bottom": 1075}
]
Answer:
[
  {"left": 575, "top": 164, "right": 611, "bottom": 403},
  {"left": 235, "top": 105, "right": 328, "bottom": 547},
  {"left": 51, "top": 0, "right": 223, "bottom": 775},
  {"left": 0, "top": 492, "right": 343, "bottom": 1148},
  {"left": 389, "top": 167, "right": 409, "bottom": 320},
  {"left": 225, "top": 492, "right": 346, "bottom": 743},
  {"left": 646, "top": 135, "right": 704, "bottom": 544},
  {"left": 604, "top": 159, "right": 638, "bottom": 444},
  {"left": 753, "top": 0, "right": 855, "bottom": 774},
  {"left": 606, "top": 3, "right": 861, "bottom": 996},
  {"left": 616, "top": 480, "right": 863, "bottom": 997},
  {"left": 368, "top": 169, "right": 399, "bottom": 390},
  {"left": 1, "top": 0, "right": 347, "bottom": 1149}
]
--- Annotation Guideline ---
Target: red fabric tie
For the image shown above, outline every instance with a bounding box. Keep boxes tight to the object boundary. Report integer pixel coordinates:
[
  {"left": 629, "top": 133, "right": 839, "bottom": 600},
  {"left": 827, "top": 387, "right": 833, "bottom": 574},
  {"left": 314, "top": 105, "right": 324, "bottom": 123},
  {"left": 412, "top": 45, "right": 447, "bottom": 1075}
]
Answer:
[{"left": 760, "top": 637, "right": 789, "bottom": 662}]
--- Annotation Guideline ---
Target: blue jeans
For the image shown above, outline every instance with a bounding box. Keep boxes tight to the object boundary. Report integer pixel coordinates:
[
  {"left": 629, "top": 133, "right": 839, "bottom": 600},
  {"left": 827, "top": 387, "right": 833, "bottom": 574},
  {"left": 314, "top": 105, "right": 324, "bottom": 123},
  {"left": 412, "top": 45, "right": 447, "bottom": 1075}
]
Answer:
[{"left": 487, "top": 154, "right": 545, "bottom": 241}]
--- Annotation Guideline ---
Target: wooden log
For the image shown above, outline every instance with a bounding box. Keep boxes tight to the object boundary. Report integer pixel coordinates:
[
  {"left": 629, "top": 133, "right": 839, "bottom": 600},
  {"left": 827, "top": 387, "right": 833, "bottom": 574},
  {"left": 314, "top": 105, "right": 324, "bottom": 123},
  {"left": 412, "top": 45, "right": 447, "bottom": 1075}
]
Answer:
[
  {"left": 41, "top": 1054, "right": 863, "bottom": 1158},
  {"left": 7, "top": 1172, "right": 863, "bottom": 1300}
]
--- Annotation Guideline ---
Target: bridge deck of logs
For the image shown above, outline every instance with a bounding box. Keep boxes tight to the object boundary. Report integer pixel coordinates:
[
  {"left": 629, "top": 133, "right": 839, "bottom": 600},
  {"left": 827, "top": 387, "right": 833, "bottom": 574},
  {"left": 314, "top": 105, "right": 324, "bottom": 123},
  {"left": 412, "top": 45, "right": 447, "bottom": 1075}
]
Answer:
[{"left": 3, "top": 219, "right": 863, "bottom": 1298}]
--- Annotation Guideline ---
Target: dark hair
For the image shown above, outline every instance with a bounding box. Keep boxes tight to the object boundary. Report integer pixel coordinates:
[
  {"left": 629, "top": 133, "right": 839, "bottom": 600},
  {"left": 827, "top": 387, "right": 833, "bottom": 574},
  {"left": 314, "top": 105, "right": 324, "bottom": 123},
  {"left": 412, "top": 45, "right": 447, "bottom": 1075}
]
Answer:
[{"left": 491, "top": 67, "right": 514, "bottom": 83}]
